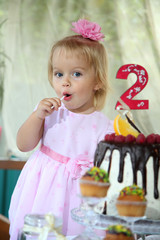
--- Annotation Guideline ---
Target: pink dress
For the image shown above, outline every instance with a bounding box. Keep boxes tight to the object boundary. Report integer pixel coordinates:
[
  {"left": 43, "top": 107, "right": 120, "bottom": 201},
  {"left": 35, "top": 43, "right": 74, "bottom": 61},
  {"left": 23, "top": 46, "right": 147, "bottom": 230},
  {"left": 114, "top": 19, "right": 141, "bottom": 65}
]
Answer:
[{"left": 9, "top": 104, "right": 114, "bottom": 239}]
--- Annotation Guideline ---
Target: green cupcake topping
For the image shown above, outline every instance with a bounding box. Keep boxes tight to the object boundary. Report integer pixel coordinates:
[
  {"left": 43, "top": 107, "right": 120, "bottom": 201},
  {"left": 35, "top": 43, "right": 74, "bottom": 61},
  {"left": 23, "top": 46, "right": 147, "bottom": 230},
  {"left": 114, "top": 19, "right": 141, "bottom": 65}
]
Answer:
[
  {"left": 106, "top": 225, "right": 133, "bottom": 236},
  {"left": 120, "top": 184, "right": 146, "bottom": 201},
  {"left": 86, "top": 167, "right": 109, "bottom": 183}
]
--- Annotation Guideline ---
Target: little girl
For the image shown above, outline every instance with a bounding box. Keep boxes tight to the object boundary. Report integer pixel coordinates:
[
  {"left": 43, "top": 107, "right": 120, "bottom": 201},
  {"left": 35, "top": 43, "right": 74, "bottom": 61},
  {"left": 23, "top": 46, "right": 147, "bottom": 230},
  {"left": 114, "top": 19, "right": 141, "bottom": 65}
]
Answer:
[{"left": 9, "top": 19, "right": 114, "bottom": 239}]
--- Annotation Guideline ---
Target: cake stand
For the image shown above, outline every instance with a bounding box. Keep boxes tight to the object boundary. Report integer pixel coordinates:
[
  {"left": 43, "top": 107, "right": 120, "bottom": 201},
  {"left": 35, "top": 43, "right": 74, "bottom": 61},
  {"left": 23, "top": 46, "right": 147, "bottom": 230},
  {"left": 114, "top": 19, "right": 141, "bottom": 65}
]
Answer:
[
  {"left": 117, "top": 215, "right": 146, "bottom": 232},
  {"left": 71, "top": 195, "right": 108, "bottom": 240},
  {"left": 72, "top": 207, "right": 152, "bottom": 240}
]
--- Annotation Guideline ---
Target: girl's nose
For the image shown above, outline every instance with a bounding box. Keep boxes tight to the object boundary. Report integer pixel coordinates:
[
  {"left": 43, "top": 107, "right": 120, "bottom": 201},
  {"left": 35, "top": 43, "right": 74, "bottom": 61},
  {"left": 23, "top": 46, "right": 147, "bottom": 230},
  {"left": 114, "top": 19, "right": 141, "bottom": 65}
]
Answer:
[{"left": 62, "top": 76, "right": 71, "bottom": 87}]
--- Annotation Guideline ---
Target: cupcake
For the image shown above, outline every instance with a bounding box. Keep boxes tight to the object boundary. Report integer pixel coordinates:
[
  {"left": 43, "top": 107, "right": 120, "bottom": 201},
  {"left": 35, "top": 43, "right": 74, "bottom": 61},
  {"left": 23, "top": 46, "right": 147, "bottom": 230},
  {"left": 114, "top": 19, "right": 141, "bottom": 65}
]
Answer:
[
  {"left": 116, "top": 184, "right": 147, "bottom": 217},
  {"left": 104, "top": 225, "right": 135, "bottom": 240},
  {"left": 80, "top": 167, "right": 110, "bottom": 198}
]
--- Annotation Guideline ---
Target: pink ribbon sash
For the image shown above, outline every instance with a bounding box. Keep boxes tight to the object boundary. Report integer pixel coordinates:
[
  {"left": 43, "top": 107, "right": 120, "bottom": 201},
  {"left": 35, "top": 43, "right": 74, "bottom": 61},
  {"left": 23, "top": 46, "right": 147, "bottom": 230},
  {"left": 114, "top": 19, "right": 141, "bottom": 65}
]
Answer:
[
  {"left": 40, "top": 144, "right": 93, "bottom": 178},
  {"left": 40, "top": 144, "right": 70, "bottom": 164}
]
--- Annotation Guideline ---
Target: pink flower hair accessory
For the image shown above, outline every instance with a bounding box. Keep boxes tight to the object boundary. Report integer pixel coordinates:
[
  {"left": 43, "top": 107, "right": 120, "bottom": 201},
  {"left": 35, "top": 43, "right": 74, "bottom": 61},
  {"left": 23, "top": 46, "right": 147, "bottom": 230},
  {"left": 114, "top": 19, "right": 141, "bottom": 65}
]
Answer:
[{"left": 71, "top": 19, "right": 105, "bottom": 41}]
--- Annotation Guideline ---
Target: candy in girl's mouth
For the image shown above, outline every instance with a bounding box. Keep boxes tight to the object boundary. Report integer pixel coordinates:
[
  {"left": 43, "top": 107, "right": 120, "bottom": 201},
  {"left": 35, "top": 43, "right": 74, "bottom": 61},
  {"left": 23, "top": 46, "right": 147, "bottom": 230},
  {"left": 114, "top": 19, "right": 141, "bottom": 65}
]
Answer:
[{"left": 63, "top": 93, "right": 72, "bottom": 100}]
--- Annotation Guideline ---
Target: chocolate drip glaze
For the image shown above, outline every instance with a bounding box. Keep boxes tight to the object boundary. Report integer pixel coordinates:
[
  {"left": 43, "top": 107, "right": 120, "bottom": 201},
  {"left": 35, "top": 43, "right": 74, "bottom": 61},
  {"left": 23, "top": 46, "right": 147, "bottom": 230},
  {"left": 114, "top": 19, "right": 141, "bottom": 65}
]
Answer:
[{"left": 94, "top": 141, "right": 160, "bottom": 199}]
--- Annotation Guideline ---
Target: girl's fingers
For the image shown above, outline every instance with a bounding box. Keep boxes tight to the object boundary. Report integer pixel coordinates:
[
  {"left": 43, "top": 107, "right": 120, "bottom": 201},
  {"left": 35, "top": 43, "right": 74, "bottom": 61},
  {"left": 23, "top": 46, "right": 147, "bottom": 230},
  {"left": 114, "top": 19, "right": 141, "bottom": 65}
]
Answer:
[
  {"left": 49, "top": 98, "right": 61, "bottom": 110},
  {"left": 36, "top": 98, "right": 62, "bottom": 119}
]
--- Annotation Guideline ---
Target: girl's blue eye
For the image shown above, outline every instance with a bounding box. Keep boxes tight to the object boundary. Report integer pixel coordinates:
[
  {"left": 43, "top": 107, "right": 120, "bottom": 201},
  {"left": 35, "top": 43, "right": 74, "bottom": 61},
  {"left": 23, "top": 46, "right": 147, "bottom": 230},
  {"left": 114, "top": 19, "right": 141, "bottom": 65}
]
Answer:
[
  {"left": 73, "top": 72, "right": 81, "bottom": 77},
  {"left": 56, "top": 72, "right": 63, "bottom": 77}
]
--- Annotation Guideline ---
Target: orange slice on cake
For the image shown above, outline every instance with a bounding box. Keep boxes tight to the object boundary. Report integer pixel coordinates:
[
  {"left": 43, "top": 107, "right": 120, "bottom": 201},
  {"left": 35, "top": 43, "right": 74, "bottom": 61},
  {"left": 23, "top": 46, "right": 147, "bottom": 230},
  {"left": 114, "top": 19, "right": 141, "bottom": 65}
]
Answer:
[{"left": 114, "top": 114, "right": 140, "bottom": 137}]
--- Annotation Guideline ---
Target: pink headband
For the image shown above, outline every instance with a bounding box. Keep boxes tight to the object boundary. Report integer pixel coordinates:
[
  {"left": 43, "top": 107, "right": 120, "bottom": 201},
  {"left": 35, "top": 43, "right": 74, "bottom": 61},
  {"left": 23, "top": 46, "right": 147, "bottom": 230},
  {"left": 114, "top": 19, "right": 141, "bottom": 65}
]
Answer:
[{"left": 71, "top": 19, "right": 105, "bottom": 42}]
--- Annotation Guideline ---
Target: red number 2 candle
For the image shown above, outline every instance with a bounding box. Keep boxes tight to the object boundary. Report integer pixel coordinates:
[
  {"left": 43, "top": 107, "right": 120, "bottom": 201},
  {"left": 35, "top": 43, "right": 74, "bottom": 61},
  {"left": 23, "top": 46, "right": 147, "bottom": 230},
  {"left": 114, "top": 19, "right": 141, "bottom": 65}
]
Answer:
[{"left": 115, "top": 64, "right": 149, "bottom": 110}]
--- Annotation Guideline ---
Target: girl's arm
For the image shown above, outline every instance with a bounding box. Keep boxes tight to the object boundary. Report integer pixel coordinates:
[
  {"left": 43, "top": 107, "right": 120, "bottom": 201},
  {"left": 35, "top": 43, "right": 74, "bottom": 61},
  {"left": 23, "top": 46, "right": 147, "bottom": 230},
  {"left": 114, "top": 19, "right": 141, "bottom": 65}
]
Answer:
[
  {"left": 16, "top": 111, "right": 44, "bottom": 152},
  {"left": 17, "top": 97, "right": 62, "bottom": 152}
]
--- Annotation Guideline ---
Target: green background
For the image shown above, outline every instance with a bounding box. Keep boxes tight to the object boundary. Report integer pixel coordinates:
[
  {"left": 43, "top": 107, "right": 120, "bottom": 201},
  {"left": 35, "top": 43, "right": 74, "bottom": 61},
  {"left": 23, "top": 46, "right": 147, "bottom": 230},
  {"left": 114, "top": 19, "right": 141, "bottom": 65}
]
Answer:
[{"left": 0, "top": 170, "right": 21, "bottom": 217}]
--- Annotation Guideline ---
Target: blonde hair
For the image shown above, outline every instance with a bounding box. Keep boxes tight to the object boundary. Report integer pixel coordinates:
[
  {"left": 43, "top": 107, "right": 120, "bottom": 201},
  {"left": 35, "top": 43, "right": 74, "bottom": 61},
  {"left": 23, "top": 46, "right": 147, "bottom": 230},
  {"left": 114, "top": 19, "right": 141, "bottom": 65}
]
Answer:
[{"left": 48, "top": 35, "right": 110, "bottom": 111}]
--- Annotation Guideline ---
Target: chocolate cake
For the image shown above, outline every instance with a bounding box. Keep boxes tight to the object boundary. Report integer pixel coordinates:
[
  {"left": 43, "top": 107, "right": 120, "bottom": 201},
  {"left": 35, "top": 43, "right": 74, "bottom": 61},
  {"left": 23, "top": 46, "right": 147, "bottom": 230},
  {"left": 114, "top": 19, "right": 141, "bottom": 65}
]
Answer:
[{"left": 94, "top": 133, "right": 160, "bottom": 218}]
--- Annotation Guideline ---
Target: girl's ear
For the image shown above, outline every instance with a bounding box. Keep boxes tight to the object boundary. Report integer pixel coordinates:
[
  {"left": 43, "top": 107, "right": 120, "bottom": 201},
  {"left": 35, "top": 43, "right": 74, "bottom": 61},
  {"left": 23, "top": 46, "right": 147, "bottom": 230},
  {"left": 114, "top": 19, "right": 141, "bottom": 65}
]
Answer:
[{"left": 94, "top": 82, "right": 102, "bottom": 91}]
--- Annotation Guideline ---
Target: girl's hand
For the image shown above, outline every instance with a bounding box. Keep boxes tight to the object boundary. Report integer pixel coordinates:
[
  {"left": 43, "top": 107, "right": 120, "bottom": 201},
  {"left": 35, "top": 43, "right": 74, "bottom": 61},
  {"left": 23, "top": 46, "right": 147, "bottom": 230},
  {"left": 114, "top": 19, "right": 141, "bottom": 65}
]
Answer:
[{"left": 35, "top": 97, "right": 61, "bottom": 119}]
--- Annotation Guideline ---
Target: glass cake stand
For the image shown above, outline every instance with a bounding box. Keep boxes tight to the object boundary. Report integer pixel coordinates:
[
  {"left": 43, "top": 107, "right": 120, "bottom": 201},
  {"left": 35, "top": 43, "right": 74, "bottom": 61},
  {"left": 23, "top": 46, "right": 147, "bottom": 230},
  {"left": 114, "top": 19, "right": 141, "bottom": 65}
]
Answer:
[
  {"left": 71, "top": 195, "right": 108, "bottom": 240},
  {"left": 72, "top": 207, "right": 160, "bottom": 239},
  {"left": 72, "top": 207, "right": 153, "bottom": 240},
  {"left": 117, "top": 215, "right": 147, "bottom": 232}
]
